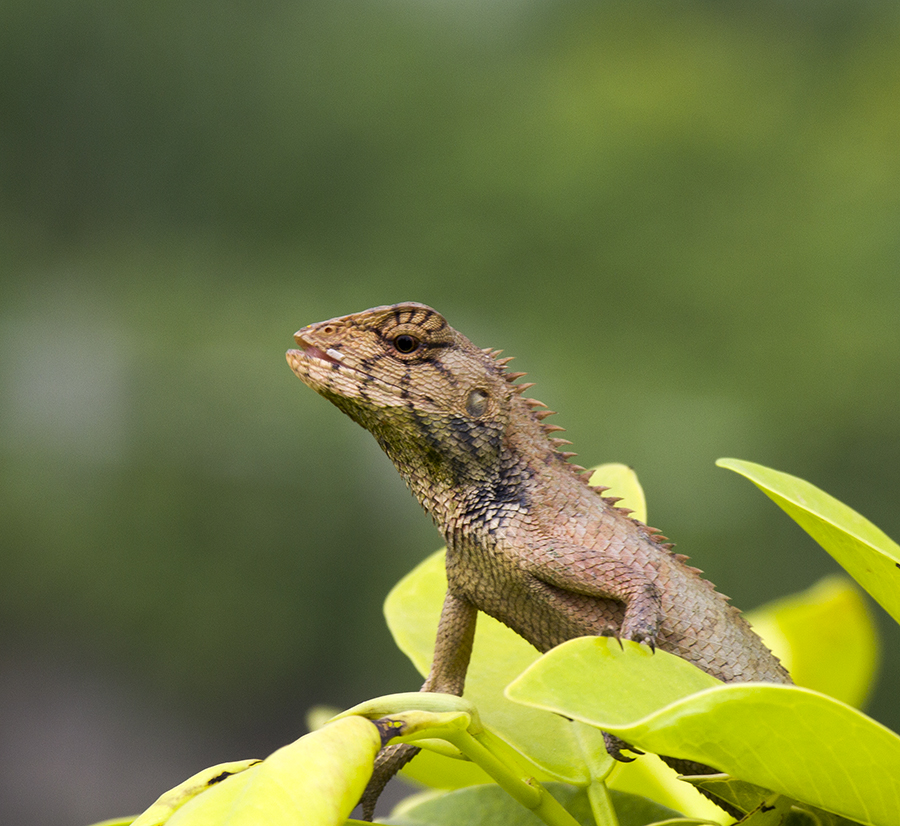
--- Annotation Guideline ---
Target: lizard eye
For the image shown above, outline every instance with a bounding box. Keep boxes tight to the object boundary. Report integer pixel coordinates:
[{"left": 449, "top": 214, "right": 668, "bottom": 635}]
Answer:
[
  {"left": 465, "top": 388, "right": 490, "bottom": 417},
  {"left": 393, "top": 334, "right": 420, "bottom": 354}
]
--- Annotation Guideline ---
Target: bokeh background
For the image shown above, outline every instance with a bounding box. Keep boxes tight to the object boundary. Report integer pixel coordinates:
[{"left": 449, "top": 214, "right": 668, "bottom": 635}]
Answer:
[{"left": 2, "top": 1, "right": 900, "bottom": 823}]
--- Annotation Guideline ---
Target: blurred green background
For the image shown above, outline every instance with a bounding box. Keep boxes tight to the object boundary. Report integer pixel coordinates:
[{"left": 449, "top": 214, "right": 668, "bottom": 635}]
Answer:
[{"left": 2, "top": 1, "right": 900, "bottom": 823}]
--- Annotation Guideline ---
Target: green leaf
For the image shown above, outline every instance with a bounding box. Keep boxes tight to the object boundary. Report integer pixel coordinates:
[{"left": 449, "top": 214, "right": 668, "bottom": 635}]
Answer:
[
  {"left": 729, "top": 794, "right": 793, "bottom": 825},
  {"left": 506, "top": 638, "right": 721, "bottom": 728},
  {"left": 680, "top": 775, "right": 775, "bottom": 816},
  {"left": 746, "top": 576, "right": 879, "bottom": 708},
  {"left": 384, "top": 464, "right": 648, "bottom": 788},
  {"left": 503, "top": 638, "right": 728, "bottom": 820},
  {"left": 403, "top": 749, "right": 493, "bottom": 789},
  {"left": 379, "top": 783, "right": 580, "bottom": 826},
  {"left": 685, "top": 777, "right": 860, "bottom": 826},
  {"left": 602, "top": 789, "right": 694, "bottom": 826},
  {"left": 378, "top": 782, "right": 684, "bottom": 826},
  {"left": 716, "top": 458, "right": 900, "bottom": 626},
  {"left": 605, "top": 754, "right": 725, "bottom": 824},
  {"left": 398, "top": 743, "right": 494, "bottom": 789},
  {"left": 140, "top": 716, "right": 382, "bottom": 826},
  {"left": 507, "top": 638, "right": 900, "bottom": 826}
]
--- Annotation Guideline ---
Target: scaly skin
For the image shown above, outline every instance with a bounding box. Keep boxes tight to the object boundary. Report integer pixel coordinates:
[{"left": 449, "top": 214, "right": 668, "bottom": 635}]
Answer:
[{"left": 286, "top": 302, "right": 791, "bottom": 818}]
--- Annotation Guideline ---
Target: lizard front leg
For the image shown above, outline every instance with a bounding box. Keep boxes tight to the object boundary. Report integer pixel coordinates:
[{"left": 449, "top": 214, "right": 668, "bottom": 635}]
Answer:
[
  {"left": 360, "top": 591, "right": 478, "bottom": 820},
  {"left": 529, "top": 542, "right": 663, "bottom": 647},
  {"left": 526, "top": 542, "right": 665, "bottom": 766}
]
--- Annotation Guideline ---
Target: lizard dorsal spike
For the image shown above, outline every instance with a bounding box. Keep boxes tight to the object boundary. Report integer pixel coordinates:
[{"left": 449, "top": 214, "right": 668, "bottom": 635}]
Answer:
[
  {"left": 533, "top": 408, "right": 556, "bottom": 419},
  {"left": 495, "top": 356, "right": 515, "bottom": 367},
  {"left": 549, "top": 437, "right": 574, "bottom": 448},
  {"left": 542, "top": 424, "right": 566, "bottom": 434},
  {"left": 514, "top": 382, "right": 536, "bottom": 395},
  {"left": 505, "top": 371, "right": 528, "bottom": 382}
]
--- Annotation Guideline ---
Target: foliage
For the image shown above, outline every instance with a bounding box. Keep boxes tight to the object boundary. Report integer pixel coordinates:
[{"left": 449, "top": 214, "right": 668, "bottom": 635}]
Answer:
[{"left": 88, "top": 461, "right": 898, "bottom": 826}]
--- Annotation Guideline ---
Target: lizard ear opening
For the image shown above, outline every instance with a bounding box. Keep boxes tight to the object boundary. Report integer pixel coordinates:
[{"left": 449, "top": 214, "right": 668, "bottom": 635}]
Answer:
[{"left": 465, "top": 388, "right": 490, "bottom": 418}]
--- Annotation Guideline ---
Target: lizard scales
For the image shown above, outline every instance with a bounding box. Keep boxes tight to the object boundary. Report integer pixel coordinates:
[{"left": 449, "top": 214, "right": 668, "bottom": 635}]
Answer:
[{"left": 286, "top": 302, "right": 790, "bottom": 812}]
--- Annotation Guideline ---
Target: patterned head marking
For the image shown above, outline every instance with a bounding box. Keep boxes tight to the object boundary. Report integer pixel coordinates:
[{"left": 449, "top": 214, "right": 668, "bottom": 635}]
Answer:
[{"left": 287, "top": 302, "right": 510, "bottom": 422}]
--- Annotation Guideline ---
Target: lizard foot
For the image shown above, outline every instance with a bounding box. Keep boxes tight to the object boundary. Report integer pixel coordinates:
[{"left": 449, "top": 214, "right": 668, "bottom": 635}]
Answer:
[
  {"left": 603, "top": 732, "right": 644, "bottom": 763},
  {"left": 600, "top": 624, "right": 657, "bottom": 652},
  {"left": 620, "top": 579, "right": 663, "bottom": 651},
  {"left": 621, "top": 613, "right": 660, "bottom": 652}
]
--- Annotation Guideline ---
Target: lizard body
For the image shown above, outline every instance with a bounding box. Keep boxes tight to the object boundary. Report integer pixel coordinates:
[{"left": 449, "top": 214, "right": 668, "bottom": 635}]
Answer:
[{"left": 286, "top": 302, "right": 790, "bottom": 816}]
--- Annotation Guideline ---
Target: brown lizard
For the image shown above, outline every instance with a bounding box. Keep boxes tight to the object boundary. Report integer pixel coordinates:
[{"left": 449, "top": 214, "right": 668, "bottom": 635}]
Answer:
[{"left": 286, "top": 302, "right": 791, "bottom": 818}]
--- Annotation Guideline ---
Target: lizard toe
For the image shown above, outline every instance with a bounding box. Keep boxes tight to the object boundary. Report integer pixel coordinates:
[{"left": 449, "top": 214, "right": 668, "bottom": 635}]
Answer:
[{"left": 621, "top": 614, "right": 661, "bottom": 651}]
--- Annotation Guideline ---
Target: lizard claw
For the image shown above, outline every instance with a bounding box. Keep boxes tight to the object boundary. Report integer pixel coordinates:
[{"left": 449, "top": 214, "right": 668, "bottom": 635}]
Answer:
[
  {"left": 603, "top": 732, "right": 644, "bottom": 763},
  {"left": 604, "top": 623, "right": 657, "bottom": 652},
  {"left": 599, "top": 627, "right": 625, "bottom": 650}
]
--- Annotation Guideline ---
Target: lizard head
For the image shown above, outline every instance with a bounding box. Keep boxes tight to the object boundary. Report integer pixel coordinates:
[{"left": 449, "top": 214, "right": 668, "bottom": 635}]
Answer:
[
  {"left": 287, "top": 302, "right": 513, "bottom": 427},
  {"left": 286, "top": 302, "right": 547, "bottom": 493}
]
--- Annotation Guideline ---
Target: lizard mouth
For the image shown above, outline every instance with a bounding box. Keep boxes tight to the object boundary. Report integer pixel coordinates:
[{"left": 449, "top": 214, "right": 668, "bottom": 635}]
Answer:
[
  {"left": 287, "top": 331, "right": 402, "bottom": 402},
  {"left": 286, "top": 332, "right": 352, "bottom": 387},
  {"left": 288, "top": 331, "right": 343, "bottom": 366},
  {"left": 290, "top": 344, "right": 341, "bottom": 367}
]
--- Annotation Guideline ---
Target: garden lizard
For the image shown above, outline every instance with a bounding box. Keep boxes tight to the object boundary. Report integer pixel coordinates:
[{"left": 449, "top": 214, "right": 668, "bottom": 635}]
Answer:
[{"left": 286, "top": 302, "right": 791, "bottom": 818}]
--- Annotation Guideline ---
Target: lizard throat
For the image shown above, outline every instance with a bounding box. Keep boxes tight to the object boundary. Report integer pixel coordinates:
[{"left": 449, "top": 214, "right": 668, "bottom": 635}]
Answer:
[{"left": 372, "top": 409, "right": 532, "bottom": 536}]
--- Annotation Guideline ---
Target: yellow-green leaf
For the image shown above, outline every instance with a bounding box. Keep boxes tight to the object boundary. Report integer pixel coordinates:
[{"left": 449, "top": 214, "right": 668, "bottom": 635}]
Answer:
[
  {"left": 746, "top": 576, "right": 879, "bottom": 708},
  {"left": 378, "top": 782, "right": 685, "bottom": 826},
  {"left": 717, "top": 458, "right": 900, "bottom": 626},
  {"left": 506, "top": 638, "right": 721, "bottom": 728},
  {"left": 587, "top": 463, "right": 647, "bottom": 523},
  {"left": 129, "top": 760, "right": 261, "bottom": 826},
  {"left": 145, "top": 717, "right": 382, "bottom": 826}
]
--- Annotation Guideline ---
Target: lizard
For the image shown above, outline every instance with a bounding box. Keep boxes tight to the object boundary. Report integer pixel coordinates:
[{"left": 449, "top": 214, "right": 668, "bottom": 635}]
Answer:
[{"left": 285, "top": 301, "right": 791, "bottom": 819}]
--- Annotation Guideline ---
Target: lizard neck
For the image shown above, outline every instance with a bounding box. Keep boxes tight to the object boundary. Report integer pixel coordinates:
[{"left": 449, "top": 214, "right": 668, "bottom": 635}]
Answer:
[{"left": 371, "top": 401, "right": 579, "bottom": 541}]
